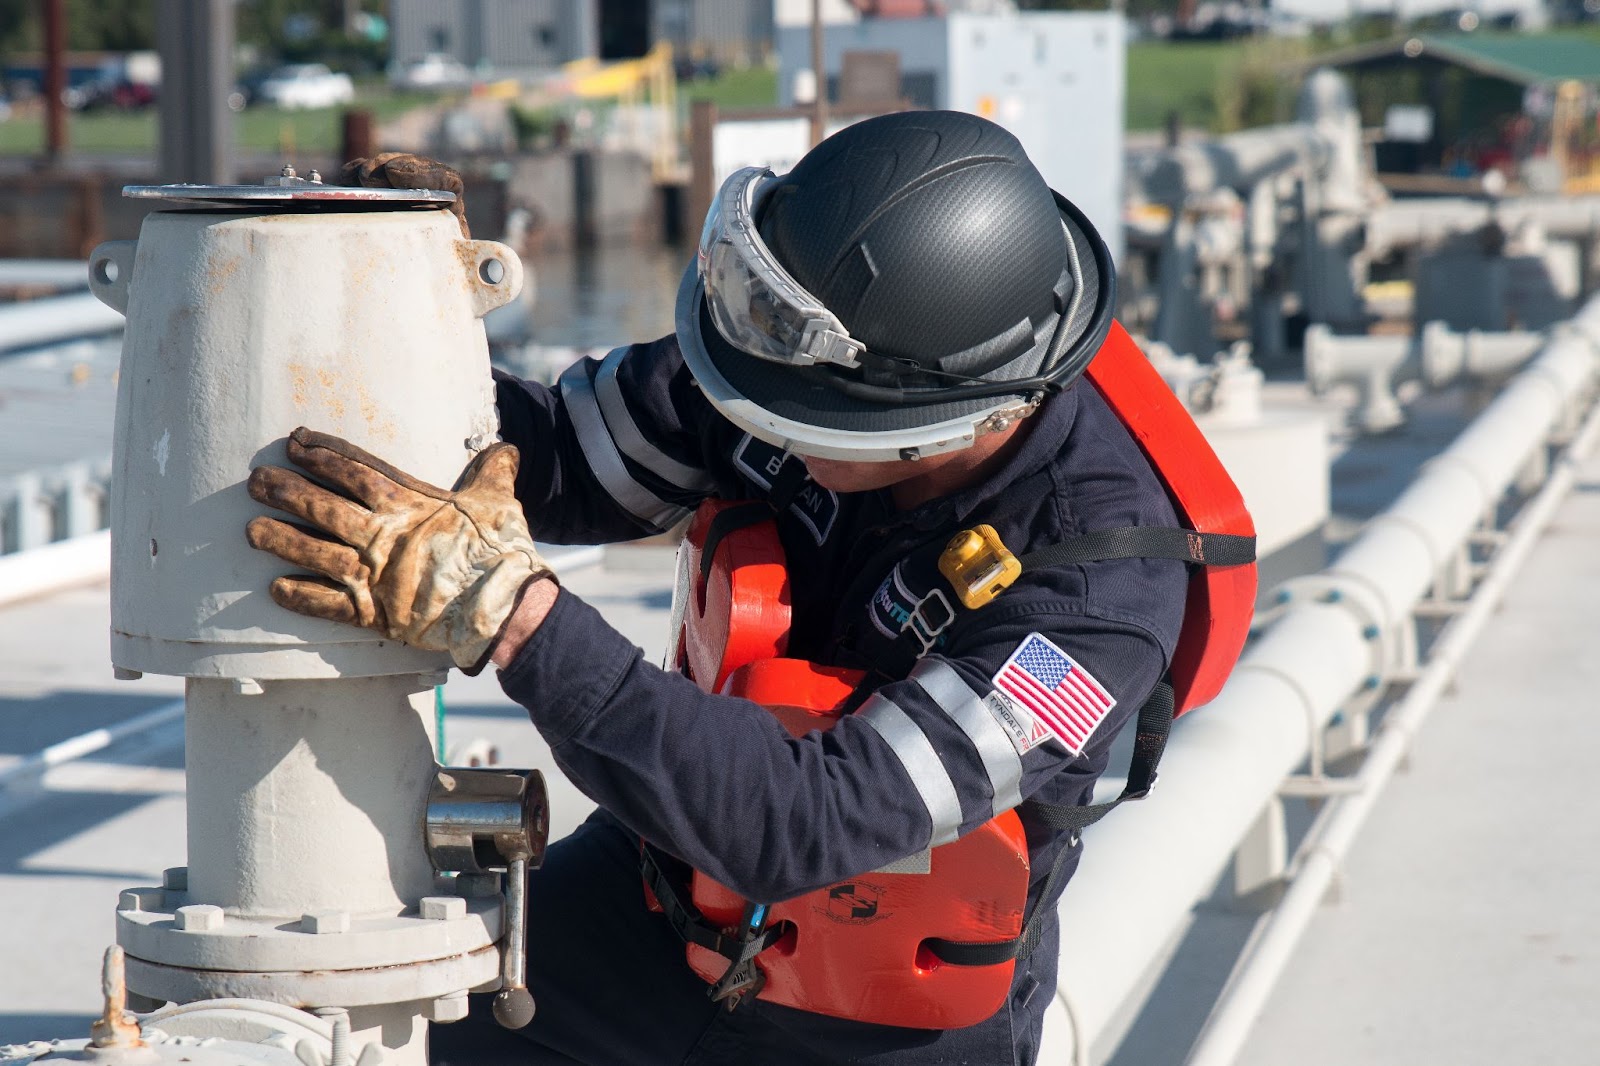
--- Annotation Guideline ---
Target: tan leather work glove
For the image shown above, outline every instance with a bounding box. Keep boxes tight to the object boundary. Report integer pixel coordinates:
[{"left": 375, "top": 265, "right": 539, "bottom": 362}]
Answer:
[
  {"left": 342, "top": 152, "right": 470, "bottom": 237},
  {"left": 246, "top": 427, "right": 551, "bottom": 673}
]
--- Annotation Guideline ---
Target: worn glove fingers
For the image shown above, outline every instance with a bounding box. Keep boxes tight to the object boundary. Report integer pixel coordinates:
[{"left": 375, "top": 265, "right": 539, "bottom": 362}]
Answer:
[
  {"left": 342, "top": 152, "right": 411, "bottom": 188},
  {"left": 268, "top": 574, "right": 363, "bottom": 627},
  {"left": 341, "top": 153, "right": 470, "bottom": 237},
  {"left": 378, "top": 156, "right": 470, "bottom": 237},
  {"left": 456, "top": 441, "right": 522, "bottom": 495},
  {"left": 248, "top": 463, "right": 374, "bottom": 545},
  {"left": 288, "top": 427, "right": 451, "bottom": 503},
  {"left": 378, "top": 154, "right": 465, "bottom": 197},
  {"left": 246, "top": 515, "right": 367, "bottom": 586}
]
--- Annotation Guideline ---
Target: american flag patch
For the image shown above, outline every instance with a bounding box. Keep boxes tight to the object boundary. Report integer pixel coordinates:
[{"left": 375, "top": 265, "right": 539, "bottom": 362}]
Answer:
[{"left": 992, "top": 633, "right": 1117, "bottom": 755}]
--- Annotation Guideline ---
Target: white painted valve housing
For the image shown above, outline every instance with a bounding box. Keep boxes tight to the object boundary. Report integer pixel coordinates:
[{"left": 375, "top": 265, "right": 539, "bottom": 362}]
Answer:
[{"left": 90, "top": 203, "right": 522, "bottom": 680}]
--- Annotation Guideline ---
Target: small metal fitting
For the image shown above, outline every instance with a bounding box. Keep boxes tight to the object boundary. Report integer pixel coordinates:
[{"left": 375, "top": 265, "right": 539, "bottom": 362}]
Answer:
[
  {"left": 280, "top": 164, "right": 297, "bottom": 179},
  {"left": 456, "top": 872, "right": 502, "bottom": 898},
  {"left": 161, "top": 866, "right": 188, "bottom": 891},
  {"left": 118, "top": 888, "right": 164, "bottom": 912},
  {"left": 421, "top": 895, "right": 466, "bottom": 921},
  {"left": 426, "top": 991, "right": 471, "bottom": 1024},
  {"left": 113, "top": 667, "right": 143, "bottom": 681},
  {"left": 301, "top": 909, "right": 351, "bottom": 934},
  {"left": 175, "top": 904, "right": 224, "bottom": 931}
]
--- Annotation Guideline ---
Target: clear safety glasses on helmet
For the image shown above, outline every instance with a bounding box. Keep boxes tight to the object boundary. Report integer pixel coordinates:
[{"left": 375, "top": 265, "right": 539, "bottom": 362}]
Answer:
[{"left": 697, "top": 167, "right": 866, "bottom": 370}]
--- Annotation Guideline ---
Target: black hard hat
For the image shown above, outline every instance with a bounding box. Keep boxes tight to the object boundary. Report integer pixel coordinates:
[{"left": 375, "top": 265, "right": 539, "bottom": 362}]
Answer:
[{"left": 676, "top": 109, "right": 1114, "bottom": 461}]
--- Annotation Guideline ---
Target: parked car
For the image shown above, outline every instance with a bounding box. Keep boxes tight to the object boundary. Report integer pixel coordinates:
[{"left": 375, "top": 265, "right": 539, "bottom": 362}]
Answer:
[
  {"left": 389, "top": 53, "right": 472, "bottom": 92},
  {"left": 67, "top": 76, "right": 156, "bottom": 111},
  {"left": 254, "top": 64, "right": 355, "bottom": 110}
]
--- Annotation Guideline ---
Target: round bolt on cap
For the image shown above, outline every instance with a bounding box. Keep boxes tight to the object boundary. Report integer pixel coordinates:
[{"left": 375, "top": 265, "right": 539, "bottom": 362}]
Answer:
[
  {"left": 175, "top": 904, "right": 224, "bottom": 931},
  {"left": 301, "top": 909, "right": 351, "bottom": 934},
  {"left": 421, "top": 895, "right": 466, "bottom": 921},
  {"left": 161, "top": 866, "right": 188, "bottom": 891}
]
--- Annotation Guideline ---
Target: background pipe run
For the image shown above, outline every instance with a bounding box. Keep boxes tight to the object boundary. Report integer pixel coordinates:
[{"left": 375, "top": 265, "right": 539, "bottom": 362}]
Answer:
[
  {"left": 1183, "top": 347, "right": 1600, "bottom": 1066},
  {"left": 1305, "top": 322, "right": 1572, "bottom": 435},
  {"left": 1048, "top": 290, "right": 1600, "bottom": 1063}
]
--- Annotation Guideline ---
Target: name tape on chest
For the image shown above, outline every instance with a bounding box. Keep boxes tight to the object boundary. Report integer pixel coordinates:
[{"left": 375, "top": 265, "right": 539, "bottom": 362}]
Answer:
[{"left": 989, "top": 633, "right": 1117, "bottom": 756}]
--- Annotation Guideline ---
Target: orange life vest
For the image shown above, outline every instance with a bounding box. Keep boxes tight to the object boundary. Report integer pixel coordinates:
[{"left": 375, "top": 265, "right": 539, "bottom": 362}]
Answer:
[{"left": 644, "top": 322, "right": 1257, "bottom": 1029}]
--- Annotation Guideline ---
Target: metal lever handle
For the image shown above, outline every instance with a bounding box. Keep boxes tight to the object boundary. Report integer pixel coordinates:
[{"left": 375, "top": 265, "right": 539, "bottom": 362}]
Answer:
[
  {"left": 423, "top": 767, "right": 548, "bottom": 1030},
  {"left": 491, "top": 856, "right": 534, "bottom": 1029}
]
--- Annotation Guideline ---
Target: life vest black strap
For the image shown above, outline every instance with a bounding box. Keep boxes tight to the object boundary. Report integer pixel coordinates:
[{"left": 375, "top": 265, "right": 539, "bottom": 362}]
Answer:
[
  {"left": 640, "top": 842, "right": 784, "bottom": 1007},
  {"left": 878, "top": 527, "right": 1255, "bottom": 679},
  {"left": 922, "top": 681, "right": 1175, "bottom": 967},
  {"left": 697, "top": 458, "right": 813, "bottom": 584},
  {"left": 1020, "top": 527, "right": 1256, "bottom": 569},
  {"left": 699, "top": 502, "right": 778, "bottom": 584}
]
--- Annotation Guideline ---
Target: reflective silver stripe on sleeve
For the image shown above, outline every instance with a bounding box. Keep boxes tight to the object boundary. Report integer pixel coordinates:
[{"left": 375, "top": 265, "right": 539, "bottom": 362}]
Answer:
[
  {"left": 856, "top": 694, "right": 965, "bottom": 848},
  {"left": 558, "top": 361, "right": 689, "bottom": 531},
  {"left": 593, "top": 346, "right": 716, "bottom": 495},
  {"left": 909, "top": 659, "right": 1025, "bottom": 817}
]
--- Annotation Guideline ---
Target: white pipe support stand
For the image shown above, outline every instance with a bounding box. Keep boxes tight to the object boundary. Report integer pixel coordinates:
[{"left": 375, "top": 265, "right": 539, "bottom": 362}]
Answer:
[{"left": 1302, "top": 325, "right": 1414, "bottom": 433}]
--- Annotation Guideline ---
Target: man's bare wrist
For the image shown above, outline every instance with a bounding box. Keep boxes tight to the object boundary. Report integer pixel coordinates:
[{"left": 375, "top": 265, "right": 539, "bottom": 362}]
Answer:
[{"left": 491, "top": 577, "right": 560, "bottom": 668}]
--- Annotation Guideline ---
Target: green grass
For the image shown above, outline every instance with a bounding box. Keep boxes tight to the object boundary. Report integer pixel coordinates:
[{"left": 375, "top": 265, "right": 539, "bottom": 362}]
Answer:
[
  {"left": 1126, "top": 40, "right": 1251, "bottom": 132},
  {"left": 681, "top": 65, "right": 779, "bottom": 110},
  {"left": 0, "top": 90, "right": 439, "bottom": 157}
]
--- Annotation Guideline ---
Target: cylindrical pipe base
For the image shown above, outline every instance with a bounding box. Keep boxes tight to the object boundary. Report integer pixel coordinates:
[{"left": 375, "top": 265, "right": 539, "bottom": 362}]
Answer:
[{"left": 185, "top": 675, "right": 437, "bottom": 917}]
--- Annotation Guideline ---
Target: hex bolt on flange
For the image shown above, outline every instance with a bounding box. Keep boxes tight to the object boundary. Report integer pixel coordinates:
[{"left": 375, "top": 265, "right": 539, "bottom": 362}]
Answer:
[
  {"left": 420, "top": 896, "right": 466, "bottom": 921},
  {"left": 300, "top": 910, "right": 351, "bottom": 934},
  {"left": 174, "top": 904, "right": 223, "bottom": 932},
  {"left": 426, "top": 991, "right": 470, "bottom": 1024}
]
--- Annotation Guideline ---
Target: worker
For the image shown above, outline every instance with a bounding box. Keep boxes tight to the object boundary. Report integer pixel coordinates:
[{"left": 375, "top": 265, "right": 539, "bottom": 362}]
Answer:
[{"left": 246, "top": 114, "right": 1210, "bottom": 1064}]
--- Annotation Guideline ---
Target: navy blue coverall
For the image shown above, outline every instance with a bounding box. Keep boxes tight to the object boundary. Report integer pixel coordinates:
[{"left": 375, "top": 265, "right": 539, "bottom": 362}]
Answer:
[{"left": 428, "top": 333, "right": 1189, "bottom": 1065}]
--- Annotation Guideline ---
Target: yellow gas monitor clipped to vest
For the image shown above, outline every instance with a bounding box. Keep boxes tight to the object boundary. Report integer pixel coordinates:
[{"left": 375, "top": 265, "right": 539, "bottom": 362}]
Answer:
[{"left": 938, "top": 525, "right": 1022, "bottom": 609}]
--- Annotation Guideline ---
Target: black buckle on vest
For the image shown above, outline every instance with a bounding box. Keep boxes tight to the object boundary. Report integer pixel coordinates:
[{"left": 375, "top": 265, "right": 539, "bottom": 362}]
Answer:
[
  {"left": 900, "top": 588, "right": 957, "bottom": 657},
  {"left": 641, "top": 844, "right": 783, "bottom": 1011}
]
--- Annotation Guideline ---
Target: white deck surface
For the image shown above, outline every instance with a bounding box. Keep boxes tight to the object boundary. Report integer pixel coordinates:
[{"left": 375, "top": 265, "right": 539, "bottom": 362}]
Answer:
[{"left": 3, "top": 451, "right": 1599, "bottom": 1062}]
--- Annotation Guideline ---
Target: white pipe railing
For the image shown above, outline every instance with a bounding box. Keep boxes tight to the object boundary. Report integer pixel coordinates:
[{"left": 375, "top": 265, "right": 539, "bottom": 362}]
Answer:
[
  {"left": 0, "top": 529, "right": 111, "bottom": 608},
  {"left": 0, "top": 699, "right": 185, "bottom": 791},
  {"left": 1052, "top": 291, "right": 1600, "bottom": 1062},
  {"left": 1184, "top": 347, "right": 1600, "bottom": 1066},
  {"left": 0, "top": 290, "right": 124, "bottom": 352},
  {"left": 0, "top": 259, "right": 94, "bottom": 290},
  {"left": 0, "top": 457, "right": 113, "bottom": 554}
]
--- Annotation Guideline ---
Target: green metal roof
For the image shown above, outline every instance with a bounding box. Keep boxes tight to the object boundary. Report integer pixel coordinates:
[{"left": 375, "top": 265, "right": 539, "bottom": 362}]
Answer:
[{"left": 1315, "top": 33, "right": 1600, "bottom": 86}]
